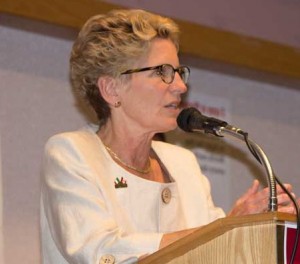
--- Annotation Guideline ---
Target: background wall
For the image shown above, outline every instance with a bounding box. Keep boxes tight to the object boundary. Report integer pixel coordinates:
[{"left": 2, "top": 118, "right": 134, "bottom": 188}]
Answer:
[
  {"left": 108, "top": 0, "right": 300, "bottom": 48},
  {"left": 0, "top": 9, "right": 300, "bottom": 264},
  {"left": 0, "top": 132, "right": 3, "bottom": 264},
  {"left": 0, "top": 15, "right": 86, "bottom": 263}
]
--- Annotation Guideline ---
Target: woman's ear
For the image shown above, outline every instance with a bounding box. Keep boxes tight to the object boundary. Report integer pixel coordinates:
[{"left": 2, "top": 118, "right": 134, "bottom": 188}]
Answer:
[{"left": 97, "top": 76, "right": 120, "bottom": 107}]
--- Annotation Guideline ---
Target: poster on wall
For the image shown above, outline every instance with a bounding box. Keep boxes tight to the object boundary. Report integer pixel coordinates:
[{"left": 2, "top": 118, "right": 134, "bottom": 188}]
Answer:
[{"left": 167, "top": 92, "right": 232, "bottom": 210}]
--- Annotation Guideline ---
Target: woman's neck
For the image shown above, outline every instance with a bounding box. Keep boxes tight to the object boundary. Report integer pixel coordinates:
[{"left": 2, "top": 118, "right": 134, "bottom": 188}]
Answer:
[
  {"left": 97, "top": 122, "right": 171, "bottom": 183},
  {"left": 97, "top": 121, "right": 154, "bottom": 170}
]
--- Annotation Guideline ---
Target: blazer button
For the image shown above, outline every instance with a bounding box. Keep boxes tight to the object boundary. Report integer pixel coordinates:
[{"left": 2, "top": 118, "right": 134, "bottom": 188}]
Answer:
[
  {"left": 99, "top": 254, "right": 115, "bottom": 264},
  {"left": 161, "top": 187, "right": 171, "bottom": 204}
]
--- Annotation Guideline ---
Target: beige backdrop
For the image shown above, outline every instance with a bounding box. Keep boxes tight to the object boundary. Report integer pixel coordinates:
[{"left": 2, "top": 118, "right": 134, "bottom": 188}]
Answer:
[{"left": 0, "top": 132, "right": 3, "bottom": 264}]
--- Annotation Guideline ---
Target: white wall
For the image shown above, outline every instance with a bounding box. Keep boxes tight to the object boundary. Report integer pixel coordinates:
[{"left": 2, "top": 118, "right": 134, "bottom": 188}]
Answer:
[
  {"left": 108, "top": 0, "right": 300, "bottom": 48},
  {"left": 0, "top": 133, "right": 4, "bottom": 264},
  {"left": 0, "top": 13, "right": 300, "bottom": 263}
]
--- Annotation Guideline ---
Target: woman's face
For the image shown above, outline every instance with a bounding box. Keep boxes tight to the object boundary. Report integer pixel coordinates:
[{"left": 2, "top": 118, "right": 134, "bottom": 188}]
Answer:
[{"left": 117, "top": 38, "right": 188, "bottom": 135}]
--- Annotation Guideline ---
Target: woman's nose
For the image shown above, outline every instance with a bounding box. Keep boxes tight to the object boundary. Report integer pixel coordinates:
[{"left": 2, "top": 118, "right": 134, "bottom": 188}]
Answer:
[{"left": 170, "top": 72, "right": 188, "bottom": 94}]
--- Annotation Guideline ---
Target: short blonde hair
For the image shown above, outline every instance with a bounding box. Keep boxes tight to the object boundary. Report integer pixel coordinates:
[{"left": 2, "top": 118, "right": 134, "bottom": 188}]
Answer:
[{"left": 70, "top": 9, "right": 180, "bottom": 125}]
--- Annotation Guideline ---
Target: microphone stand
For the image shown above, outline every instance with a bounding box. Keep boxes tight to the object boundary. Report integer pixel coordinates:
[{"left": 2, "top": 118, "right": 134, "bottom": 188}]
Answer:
[
  {"left": 214, "top": 125, "right": 300, "bottom": 264},
  {"left": 179, "top": 107, "right": 299, "bottom": 262},
  {"left": 199, "top": 125, "right": 278, "bottom": 211},
  {"left": 187, "top": 111, "right": 299, "bottom": 263}
]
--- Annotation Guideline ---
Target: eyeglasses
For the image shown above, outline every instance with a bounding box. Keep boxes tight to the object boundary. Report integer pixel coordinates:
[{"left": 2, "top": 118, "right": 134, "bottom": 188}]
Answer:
[{"left": 121, "top": 64, "right": 190, "bottom": 85}]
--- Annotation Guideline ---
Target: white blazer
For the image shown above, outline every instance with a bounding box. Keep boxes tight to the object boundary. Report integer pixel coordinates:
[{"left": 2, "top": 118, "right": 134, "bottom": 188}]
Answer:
[{"left": 41, "top": 125, "right": 225, "bottom": 264}]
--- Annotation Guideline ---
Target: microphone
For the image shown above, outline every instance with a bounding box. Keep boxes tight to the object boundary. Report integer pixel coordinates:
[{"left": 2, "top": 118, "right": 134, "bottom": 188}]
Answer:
[
  {"left": 177, "top": 107, "right": 245, "bottom": 137},
  {"left": 177, "top": 106, "right": 278, "bottom": 211}
]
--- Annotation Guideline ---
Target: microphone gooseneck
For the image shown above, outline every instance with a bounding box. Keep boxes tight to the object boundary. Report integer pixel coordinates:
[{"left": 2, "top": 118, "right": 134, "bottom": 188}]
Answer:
[{"left": 177, "top": 107, "right": 277, "bottom": 211}]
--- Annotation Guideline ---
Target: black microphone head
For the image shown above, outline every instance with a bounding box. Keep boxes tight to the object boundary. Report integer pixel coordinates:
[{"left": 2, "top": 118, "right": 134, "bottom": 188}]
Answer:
[{"left": 177, "top": 107, "right": 206, "bottom": 132}]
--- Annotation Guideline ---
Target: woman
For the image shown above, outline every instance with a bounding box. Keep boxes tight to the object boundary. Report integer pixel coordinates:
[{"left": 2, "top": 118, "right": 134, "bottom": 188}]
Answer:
[{"left": 41, "top": 9, "right": 297, "bottom": 264}]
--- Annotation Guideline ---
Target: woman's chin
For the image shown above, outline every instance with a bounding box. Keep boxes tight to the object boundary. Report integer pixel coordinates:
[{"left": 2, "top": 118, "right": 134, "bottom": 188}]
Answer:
[{"left": 159, "top": 120, "right": 178, "bottom": 133}]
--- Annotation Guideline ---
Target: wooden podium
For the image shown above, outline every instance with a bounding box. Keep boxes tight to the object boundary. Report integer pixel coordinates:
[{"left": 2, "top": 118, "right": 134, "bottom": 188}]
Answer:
[{"left": 139, "top": 212, "right": 297, "bottom": 264}]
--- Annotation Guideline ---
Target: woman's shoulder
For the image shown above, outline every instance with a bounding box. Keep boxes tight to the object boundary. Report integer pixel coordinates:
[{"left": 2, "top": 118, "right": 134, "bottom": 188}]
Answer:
[{"left": 45, "top": 124, "right": 99, "bottom": 150}]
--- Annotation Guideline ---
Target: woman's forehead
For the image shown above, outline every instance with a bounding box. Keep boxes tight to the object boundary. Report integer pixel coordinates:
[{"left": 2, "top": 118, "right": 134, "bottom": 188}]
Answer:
[{"left": 135, "top": 39, "right": 179, "bottom": 67}]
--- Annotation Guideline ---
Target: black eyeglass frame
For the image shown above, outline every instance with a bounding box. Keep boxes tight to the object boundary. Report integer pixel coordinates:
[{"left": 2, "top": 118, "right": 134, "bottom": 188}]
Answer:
[{"left": 121, "top": 64, "right": 190, "bottom": 84}]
